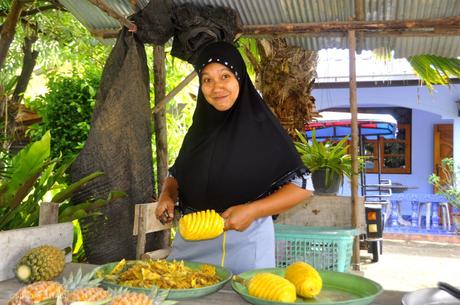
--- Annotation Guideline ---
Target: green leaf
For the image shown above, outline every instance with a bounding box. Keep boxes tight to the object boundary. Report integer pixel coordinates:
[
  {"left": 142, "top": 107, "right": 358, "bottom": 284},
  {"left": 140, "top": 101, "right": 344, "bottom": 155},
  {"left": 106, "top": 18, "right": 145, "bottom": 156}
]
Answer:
[
  {"left": 51, "top": 171, "right": 104, "bottom": 203},
  {"left": 0, "top": 132, "right": 51, "bottom": 208}
]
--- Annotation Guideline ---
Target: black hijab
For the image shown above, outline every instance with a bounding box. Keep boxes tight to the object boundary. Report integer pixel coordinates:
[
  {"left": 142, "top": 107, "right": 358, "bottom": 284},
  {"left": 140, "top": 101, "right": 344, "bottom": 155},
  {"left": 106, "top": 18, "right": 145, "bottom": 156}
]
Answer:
[{"left": 172, "top": 41, "right": 307, "bottom": 212}]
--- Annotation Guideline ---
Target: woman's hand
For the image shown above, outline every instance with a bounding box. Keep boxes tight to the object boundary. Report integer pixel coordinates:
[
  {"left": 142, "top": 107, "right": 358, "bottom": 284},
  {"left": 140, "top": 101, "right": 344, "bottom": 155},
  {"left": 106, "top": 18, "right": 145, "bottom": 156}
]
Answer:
[
  {"left": 155, "top": 176, "right": 179, "bottom": 224},
  {"left": 155, "top": 197, "right": 175, "bottom": 224},
  {"left": 221, "top": 203, "right": 258, "bottom": 232}
]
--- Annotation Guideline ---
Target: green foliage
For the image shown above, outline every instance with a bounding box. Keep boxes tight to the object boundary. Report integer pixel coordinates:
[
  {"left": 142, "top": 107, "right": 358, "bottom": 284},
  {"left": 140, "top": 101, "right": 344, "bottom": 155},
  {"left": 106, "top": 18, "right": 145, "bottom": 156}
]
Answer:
[
  {"left": 0, "top": 132, "right": 122, "bottom": 231},
  {"left": 294, "top": 130, "right": 363, "bottom": 186},
  {"left": 26, "top": 70, "right": 100, "bottom": 158},
  {"left": 408, "top": 55, "right": 460, "bottom": 90},
  {"left": 0, "top": 7, "right": 110, "bottom": 94},
  {"left": 429, "top": 157, "right": 460, "bottom": 208}
]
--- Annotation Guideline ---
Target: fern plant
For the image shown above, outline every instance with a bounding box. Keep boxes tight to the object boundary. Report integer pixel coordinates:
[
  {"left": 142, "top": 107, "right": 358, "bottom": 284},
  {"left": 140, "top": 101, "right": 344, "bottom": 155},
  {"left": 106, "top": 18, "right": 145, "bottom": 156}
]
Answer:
[{"left": 294, "top": 129, "right": 363, "bottom": 187}]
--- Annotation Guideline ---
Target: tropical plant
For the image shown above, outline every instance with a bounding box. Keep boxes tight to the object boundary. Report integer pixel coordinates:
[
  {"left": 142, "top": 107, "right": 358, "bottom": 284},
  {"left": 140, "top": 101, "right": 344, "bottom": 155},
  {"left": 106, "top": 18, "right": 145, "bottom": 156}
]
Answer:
[
  {"left": 428, "top": 157, "right": 460, "bottom": 209},
  {"left": 26, "top": 69, "right": 99, "bottom": 159},
  {"left": 239, "top": 38, "right": 318, "bottom": 139},
  {"left": 0, "top": 131, "right": 125, "bottom": 231},
  {"left": 294, "top": 129, "right": 363, "bottom": 187}
]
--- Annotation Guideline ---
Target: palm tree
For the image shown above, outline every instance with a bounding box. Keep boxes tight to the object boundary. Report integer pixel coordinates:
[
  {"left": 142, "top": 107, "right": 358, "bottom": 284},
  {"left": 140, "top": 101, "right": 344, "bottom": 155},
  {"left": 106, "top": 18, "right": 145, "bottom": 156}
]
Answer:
[
  {"left": 241, "top": 38, "right": 460, "bottom": 138},
  {"left": 241, "top": 38, "right": 318, "bottom": 139}
]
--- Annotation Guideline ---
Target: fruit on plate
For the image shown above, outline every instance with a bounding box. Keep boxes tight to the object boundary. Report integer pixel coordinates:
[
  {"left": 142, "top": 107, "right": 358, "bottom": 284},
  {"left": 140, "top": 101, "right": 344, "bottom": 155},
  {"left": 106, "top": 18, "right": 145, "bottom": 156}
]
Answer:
[
  {"left": 7, "top": 281, "right": 64, "bottom": 305},
  {"left": 247, "top": 272, "right": 297, "bottom": 303},
  {"left": 284, "top": 261, "right": 322, "bottom": 298},
  {"left": 179, "top": 209, "right": 224, "bottom": 240},
  {"left": 9, "top": 268, "right": 109, "bottom": 305},
  {"left": 15, "top": 245, "right": 66, "bottom": 283}
]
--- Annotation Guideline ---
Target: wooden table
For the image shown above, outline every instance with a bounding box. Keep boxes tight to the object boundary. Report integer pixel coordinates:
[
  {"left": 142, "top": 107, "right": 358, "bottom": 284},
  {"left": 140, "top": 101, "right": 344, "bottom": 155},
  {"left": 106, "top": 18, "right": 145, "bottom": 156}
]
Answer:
[{"left": 0, "top": 263, "right": 405, "bottom": 305}]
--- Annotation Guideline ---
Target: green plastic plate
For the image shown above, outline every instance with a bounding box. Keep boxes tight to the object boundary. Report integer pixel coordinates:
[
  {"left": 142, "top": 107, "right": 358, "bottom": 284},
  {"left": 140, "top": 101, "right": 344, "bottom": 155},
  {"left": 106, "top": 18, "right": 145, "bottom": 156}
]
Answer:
[
  {"left": 232, "top": 268, "right": 383, "bottom": 305},
  {"left": 93, "top": 260, "right": 232, "bottom": 300}
]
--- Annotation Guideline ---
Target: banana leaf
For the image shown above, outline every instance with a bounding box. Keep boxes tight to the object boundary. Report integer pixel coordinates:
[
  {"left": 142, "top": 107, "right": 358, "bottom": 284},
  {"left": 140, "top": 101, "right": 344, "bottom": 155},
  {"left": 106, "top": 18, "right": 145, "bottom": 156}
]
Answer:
[{"left": 0, "top": 131, "right": 51, "bottom": 209}]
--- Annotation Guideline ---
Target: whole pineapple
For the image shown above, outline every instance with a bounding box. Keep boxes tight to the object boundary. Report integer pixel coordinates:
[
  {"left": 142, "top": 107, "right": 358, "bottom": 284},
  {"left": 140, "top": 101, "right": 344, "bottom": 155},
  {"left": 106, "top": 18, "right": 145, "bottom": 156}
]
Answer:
[
  {"left": 9, "top": 268, "right": 111, "bottom": 305},
  {"left": 15, "top": 245, "right": 66, "bottom": 283},
  {"left": 109, "top": 292, "right": 153, "bottom": 305},
  {"left": 8, "top": 281, "right": 64, "bottom": 305}
]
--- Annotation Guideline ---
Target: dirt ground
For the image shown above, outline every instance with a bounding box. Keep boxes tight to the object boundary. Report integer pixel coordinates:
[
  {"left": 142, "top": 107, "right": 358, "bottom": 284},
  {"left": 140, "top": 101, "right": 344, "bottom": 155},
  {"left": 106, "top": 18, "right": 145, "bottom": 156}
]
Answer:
[{"left": 358, "top": 239, "right": 460, "bottom": 292}]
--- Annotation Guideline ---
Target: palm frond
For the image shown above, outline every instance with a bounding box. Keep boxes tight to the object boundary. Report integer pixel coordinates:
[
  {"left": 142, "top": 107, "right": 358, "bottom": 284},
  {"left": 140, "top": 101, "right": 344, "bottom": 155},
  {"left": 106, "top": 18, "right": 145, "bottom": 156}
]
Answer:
[{"left": 408, "top": 55, "right": 460, "bottom": 90}]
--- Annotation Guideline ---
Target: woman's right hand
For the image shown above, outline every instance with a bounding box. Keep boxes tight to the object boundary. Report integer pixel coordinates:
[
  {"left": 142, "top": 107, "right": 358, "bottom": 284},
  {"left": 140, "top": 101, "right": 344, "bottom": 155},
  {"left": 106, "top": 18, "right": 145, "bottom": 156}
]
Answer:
[{"left": 155, "top": 197, "right": 175, "bottom": 224}]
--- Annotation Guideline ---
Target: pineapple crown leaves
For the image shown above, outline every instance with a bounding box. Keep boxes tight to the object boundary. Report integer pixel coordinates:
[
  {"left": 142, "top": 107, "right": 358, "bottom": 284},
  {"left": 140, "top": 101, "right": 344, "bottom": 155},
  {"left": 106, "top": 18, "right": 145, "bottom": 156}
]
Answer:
[{"left": 62, "top": 268, "right": 103, "bottom": 290}]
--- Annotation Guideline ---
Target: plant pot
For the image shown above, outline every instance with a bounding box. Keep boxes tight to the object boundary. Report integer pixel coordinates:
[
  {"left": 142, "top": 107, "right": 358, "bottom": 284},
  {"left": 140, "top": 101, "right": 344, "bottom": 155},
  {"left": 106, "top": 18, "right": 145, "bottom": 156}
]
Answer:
[{"left": 311, "top": 169, "right": 342, "bottom": 195}]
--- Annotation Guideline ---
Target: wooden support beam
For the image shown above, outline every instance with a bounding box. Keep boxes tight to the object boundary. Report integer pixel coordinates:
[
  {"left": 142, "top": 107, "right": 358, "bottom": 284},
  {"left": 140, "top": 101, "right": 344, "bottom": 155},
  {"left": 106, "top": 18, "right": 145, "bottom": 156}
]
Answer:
[
  {"left": 87, "top": 0, "right": 136, "bottom": 32},
  {"left": 153, "top": 45, "right": 168, "bottom": 196},
  {"left": 354, "top": 0, "right": 365, "bottom": 51},
  {"left": 348, "top": 30, "right": 361, "bottom": 271},
  {"left": 242, "top": 16, "right": 460, "bottom": 35},
  {"left": 39, "top": 202, "right": 59, "bottom": 225},
  {"left": 153, "top": 71, "right": 197, "bottom": 114}
]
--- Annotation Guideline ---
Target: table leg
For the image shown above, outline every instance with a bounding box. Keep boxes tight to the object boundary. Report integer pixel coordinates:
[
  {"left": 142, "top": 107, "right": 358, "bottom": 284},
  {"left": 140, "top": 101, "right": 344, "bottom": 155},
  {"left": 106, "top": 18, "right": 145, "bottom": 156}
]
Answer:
[
  {"left": 411, "top": 201, "right": 419, "bottom": 227},
  {"left": 431, "top": 202, "right": 439, "bottom": 229},
  {"left": 390, "top": 200, "right": 399, "bottom": 227}
]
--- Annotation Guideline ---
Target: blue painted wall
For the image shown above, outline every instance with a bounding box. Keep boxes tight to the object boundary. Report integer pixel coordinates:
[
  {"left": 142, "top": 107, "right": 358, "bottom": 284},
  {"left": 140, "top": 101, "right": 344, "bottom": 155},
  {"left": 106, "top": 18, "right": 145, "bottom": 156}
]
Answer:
[{"left": 312, "top": 84, "right": 459, "bottom": 215}]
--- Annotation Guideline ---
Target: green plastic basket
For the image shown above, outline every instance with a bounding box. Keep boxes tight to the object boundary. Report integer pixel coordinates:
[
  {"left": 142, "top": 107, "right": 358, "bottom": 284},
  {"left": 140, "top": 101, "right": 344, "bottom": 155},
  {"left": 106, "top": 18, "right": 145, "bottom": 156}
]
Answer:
[{"left": 274, "top": 224, "right": 359, "bottom": 272}]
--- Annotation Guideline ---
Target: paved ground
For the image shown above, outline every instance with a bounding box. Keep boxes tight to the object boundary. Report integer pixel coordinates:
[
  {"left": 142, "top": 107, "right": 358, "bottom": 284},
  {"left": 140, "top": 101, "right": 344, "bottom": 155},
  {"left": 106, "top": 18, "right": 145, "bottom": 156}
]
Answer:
[{"left": 358, "top": 239, "right": 460, "bottom": 292}]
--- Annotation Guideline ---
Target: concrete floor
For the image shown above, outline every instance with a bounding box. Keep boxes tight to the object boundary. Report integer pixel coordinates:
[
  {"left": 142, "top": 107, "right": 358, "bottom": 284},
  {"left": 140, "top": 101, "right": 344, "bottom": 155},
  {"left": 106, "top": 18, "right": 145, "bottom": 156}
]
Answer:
[{"left": 359, "top": 239, "right": 460, "bottom": 292}]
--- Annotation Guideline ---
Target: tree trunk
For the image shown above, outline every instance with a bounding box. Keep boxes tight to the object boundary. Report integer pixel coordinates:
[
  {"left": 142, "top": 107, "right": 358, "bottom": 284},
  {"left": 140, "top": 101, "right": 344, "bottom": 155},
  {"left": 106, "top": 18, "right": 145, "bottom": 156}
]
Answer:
[
  {"left": 13, "top": 33, "right": 38, "bottom": 104},
  {"left": 252, "top": 38, "right": 318, "bottom": 138},
  {"left": 0, "top": 0, "right": 31, "bottom": 71}
]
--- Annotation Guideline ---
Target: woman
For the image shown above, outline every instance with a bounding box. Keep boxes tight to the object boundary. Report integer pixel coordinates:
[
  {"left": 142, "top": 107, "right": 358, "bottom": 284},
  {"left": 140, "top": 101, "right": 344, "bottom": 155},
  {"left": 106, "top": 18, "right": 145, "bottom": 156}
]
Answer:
[{"left": 155, "top": 41, "right": 312, "bottom": 274}]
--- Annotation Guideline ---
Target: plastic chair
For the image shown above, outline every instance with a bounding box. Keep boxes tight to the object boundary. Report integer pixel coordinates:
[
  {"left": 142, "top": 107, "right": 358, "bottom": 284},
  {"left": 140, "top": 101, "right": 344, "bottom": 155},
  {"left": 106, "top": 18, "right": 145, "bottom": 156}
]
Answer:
[
  {"left": 439, "top": 202, "right": 451, "bottom": 231},
  {"left": 418, "top": 202, "right": 451, "bottom": 230}
]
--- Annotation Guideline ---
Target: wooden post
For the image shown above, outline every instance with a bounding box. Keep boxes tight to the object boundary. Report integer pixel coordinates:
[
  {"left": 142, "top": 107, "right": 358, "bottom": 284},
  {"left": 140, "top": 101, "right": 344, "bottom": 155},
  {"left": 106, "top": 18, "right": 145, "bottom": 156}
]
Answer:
[
  {"left": 135, "top": 204, "right": 147, "bottom": 260},
  {"left": 153, "top": 45, "right": 168, "bottom": 196},
  {"left": 39, "top": 202, "right": 59, "bottom": 225},
  {"left": 153, "top": 71, "right": 197, "bottom": 114},
  {"left": 348, "top": 30, "right": 361, "bottom": 271}
]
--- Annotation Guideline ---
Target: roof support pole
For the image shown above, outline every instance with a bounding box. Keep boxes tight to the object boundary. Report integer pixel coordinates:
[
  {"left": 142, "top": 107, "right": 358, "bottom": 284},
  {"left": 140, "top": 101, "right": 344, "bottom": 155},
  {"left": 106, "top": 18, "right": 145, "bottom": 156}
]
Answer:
[
  {"left": 153, "top": 71, "right": 197, "bottom": 113},
  {"left": 348, "top": 30, "right": 361, "bottom": 271},
  {"left": 153, "top": 45, "right": 168, "bottom": 197}
]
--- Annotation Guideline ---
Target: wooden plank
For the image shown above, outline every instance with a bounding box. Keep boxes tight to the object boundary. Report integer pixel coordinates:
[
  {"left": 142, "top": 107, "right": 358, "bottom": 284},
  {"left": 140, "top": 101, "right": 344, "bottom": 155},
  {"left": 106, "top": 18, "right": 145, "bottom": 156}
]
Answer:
[
  {"left": 242, "top": 16, "right": 460, "bottom": 35},
  {"left": 0, "top": 222, "right": 73, "bottom": 281},
  {"left": 39, "top": 202, "right": 59, "bottom": 225},
  {"left": 132, "top": 203, "right": 171, "bottom": 235}
]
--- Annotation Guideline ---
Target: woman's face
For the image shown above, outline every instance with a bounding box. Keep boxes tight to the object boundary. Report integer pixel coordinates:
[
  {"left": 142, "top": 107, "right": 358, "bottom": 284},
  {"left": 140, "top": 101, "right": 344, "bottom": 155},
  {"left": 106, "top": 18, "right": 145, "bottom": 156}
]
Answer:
[{"left": 200, "top": 63, "right": 240, "bottom": 111}]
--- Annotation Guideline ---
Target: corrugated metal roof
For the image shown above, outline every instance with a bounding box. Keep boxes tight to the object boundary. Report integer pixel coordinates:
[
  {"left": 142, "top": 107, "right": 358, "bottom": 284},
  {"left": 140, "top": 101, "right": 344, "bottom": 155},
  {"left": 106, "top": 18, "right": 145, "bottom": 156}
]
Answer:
[{"left": 58, "top": 0, "right": 460, "bottom": 58}]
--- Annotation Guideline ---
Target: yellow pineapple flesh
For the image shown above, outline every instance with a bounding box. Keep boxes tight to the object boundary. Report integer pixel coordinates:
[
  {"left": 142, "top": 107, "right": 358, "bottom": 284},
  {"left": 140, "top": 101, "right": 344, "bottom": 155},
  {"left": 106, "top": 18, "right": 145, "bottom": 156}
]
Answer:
[
  {"left": 64, "top": 287, "right": 111, "bottom": 303},
  {"left": 179, "top": 209, "right": 224, "bottom": 240},
  {"left": 8, "top": 281, "right": 64, "bottom": 305},
  {"left": 284, "top": 261, "right": 322, "bottom": 298},
  {"left": 109, "top": 292, "right": 152, "bottom": 305}
]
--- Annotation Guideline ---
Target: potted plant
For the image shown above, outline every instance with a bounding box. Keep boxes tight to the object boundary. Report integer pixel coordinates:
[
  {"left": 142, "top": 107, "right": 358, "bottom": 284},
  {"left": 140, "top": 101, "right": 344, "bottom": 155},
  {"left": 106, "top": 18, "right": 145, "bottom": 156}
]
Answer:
[
  {"left": 294, "top": 130, "right": 363, "bottom": 195},
  {"left": 428, "top": 157, "right": 460, "bottom": 232}
]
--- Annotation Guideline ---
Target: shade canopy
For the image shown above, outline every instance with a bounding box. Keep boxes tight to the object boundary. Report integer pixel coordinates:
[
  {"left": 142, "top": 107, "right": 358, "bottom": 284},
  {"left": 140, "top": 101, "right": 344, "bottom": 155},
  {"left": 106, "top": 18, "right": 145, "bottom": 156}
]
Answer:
[{"left": 305, "top": 111, "right": 398, "bottom": 140}]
